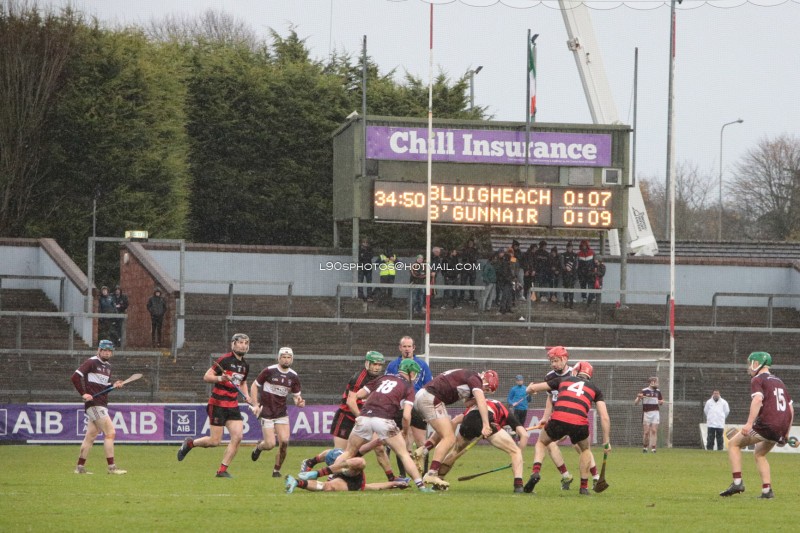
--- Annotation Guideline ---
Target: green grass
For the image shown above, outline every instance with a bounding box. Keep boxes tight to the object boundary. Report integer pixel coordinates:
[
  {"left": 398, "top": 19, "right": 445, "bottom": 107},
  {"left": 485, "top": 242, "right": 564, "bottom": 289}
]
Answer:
[{"left": 1, "top": 444, "right": 798, "bottom": 532}]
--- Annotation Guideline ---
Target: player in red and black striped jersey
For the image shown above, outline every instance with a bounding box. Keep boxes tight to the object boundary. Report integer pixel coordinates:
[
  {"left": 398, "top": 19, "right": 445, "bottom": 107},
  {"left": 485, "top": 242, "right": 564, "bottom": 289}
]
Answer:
[
  {"left": 176, "top": 333, "right": 254, "bottom": 478},
  {"left": 329, "top": 351, "right": 395, "bottom": 481},
  {"left": 525, "top": 360, "right": 611, "bottom": 495},
  {"left": 539, "top": 346, "right": 599, "bottom": 490},
  {"left": 71, "top": 339, "right": 127, "bottom": 474},
  {"left": 434, "top": 398, "right": 529, "bottom": 492}
]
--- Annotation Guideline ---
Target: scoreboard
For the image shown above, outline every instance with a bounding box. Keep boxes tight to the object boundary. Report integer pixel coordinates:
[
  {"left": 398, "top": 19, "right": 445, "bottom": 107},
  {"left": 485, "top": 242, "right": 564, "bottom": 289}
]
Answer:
[{"left": 373, "top": 181, "right": 624, "bottom": 229}]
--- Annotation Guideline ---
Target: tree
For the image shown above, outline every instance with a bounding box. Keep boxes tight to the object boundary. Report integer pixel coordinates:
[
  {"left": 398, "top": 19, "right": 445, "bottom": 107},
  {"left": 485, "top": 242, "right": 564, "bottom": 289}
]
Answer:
[
  {"left": 640, "top": 162, "right": 718, "bottom": 240},
  {"left": 729, "top": 135, "right": 800, "bottom": 240},
  {"left": 0, "top": 1, "right": 78, "bottom": 236}
]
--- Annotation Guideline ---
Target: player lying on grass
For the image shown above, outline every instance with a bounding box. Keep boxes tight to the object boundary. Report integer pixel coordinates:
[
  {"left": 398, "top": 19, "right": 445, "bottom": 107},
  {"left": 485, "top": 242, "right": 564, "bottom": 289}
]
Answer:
[
  {"left": 426, "top": 398, "right": 529, "bottom": 492},
  {"left": 285, "top": 448, "right": 412, "bottom": 493},
  {"left": 325, "top": 358, "right": 433, "bottom": 492},
  {"left": 525, "top": 361, "right": 611, "bottom": 496}
]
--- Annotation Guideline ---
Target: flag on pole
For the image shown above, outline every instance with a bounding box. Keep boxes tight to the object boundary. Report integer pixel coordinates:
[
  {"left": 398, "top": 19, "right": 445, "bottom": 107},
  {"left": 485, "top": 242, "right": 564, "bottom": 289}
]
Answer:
[{"left": 528, "top": 36, "right": 537, "bottom": 120}]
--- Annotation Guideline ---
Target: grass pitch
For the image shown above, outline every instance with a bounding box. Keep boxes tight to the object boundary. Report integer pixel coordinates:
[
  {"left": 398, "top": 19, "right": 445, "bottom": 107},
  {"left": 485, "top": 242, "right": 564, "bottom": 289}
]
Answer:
[{"left": 1, "top": 444, "right": 797, "bottom": 532}]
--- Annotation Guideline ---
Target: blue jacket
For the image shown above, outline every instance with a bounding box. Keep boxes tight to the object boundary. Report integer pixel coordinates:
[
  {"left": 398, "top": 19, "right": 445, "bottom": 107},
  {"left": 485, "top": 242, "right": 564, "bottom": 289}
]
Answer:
[
  {"left": 507, "top": 384, "right": 530, "bottom": 411},
  {"left": 385, "top": 356, "right": 433, "bottom": 393}
]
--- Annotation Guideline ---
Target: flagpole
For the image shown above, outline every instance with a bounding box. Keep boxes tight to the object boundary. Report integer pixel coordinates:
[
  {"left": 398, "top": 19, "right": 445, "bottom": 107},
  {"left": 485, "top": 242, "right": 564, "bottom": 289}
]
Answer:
[
  {"left": 525, "top": 29, "right": 531, "bottom": 183},
  {"left": 525, "top": 32, "right": 538, "bottom": 183},
  {"left": 424, "top": 2, "right": 433, "bottom": 363}
]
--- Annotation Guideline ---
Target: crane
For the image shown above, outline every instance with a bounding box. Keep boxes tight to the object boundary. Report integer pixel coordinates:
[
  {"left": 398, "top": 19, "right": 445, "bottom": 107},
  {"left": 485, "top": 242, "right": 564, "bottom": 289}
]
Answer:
[{"left": 559, "top": 1, "right": 658, "bottom": 256}]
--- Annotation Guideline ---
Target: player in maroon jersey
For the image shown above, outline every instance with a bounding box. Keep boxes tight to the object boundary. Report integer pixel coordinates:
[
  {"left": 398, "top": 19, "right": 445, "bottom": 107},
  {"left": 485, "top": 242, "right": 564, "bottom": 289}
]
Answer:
[
  {"left": 436, "top": 398, "right": 530, "bottom": 492},
  {"left": 328, "top": 351, "right": 395, "bottom": 481},
  {"left": 720, "top": 351, "right": 794, "bottom": 499},
  {"left": 249, "top": 346, "right": 305, "bottom": 477},
  {"left": 71, "top": 339, "right": 127, "bottom": 474},
  {"left": 540, "top": 346, "right": 599, "bottom": 490},
  {"left": 334, "top": 358, "right": 432, "bottom": 492},
  {"left": 525, "top": 361, "right": 611, "bottom": 495},
  {"left": 634, "top": 376, "right": 664, "bottom": 453},
  {"left": 177, "top": 333, "right": 254, "bottom": 478},
  {"left": 412, "top": 368, "right": 499, "bottom": 489}
]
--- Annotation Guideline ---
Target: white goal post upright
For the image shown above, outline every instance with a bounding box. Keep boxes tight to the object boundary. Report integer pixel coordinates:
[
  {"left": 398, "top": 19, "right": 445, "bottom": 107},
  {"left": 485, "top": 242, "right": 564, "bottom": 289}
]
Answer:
[{"left": 428, "top": 344, "right": 672, "bottom": 448}]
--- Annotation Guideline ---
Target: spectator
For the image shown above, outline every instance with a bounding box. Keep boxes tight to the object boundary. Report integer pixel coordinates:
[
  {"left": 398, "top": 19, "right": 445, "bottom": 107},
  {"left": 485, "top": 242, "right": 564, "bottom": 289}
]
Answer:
[
  {"left": 576, "top": 240, "right": 595, "bottom": 303},
  {"left": 507, "top": 374, "right": 531, "bottom": 427},
  {"left": 460, "top": 238, "right": 479, "bottom": 304},
  {"left": 430, "top": 246, "right": 444, "bottom": 302},
  {"left": 146, "top": 287, "right": 167, "bottom": 348},
  {"left": 409, "top": 254, "right": 427, "bottom": 315},
  {"left": 560, "top": 241, "right": 578, "bottom": 309},
  {"left": 521, "top": 244, "right": 536, "bottom": 301},
  {"left": 442, "top": 247, "right": 462, "bottom": 309},
  {"left": 510, "top": 240, "right": 523, "bottom": 299},
  {"left": 111, "top": 286, "right": 128, "bottom": 347},
  {"left": 547, "top": 245, "right": 561, "bottom": 303},
  {"left": 532, "top": 240, "right": 550, "bottom": 301},
  {"left": 480, "top": 252, "right": 498, "bottom": 312},
  {"left": 97, "top": 286, "right": 115, "bottom": 342},
  {"left": 496, "top": 250, "right": 514, "bottom": 315},
  {"left": 587, "top": 255, "right": 606, "bottom": 306},
  {"left": 378, "top": 249, "right": 397, "bottom": 303},
  {"left": 357, "top": 237, "right": 374, "bottom": 302},
  {"left": 704, "top": 389, "right": 730, "bottom": 451}
]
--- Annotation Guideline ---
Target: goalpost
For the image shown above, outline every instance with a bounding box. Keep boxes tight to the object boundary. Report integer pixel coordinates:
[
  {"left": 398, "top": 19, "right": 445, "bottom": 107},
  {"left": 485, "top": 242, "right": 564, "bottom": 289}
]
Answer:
[{"left": 428, "top": 343, "right": 672, "bottom": 448}]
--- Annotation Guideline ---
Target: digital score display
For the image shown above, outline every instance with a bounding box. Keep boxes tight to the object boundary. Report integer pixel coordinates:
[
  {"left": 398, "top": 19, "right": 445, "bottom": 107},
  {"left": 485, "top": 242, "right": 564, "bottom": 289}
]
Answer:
[{"left": 373, "top": 181, "right": 623, "bottom": 229}]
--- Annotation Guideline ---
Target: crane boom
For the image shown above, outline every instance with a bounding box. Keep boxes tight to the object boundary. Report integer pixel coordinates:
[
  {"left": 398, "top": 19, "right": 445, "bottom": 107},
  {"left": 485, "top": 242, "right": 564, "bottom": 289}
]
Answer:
[{"left": 559, "top": 1, "right": 658, "bottom": 256}]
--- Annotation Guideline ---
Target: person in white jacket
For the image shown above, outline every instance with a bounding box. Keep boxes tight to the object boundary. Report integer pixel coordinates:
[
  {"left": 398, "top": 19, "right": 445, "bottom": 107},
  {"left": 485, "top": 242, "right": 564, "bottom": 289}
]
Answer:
[{"left": 704, "top": 390, "right": 730, "bottom": 450}]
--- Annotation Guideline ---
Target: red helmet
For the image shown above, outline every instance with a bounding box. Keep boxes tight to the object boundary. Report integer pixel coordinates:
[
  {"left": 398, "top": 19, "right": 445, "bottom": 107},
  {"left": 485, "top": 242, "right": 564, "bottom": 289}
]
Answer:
[
  {"left": 572, "top": 361, "right": 593, "bottom": 379},
  {"left": 482, "top": 370, "right": 499, "bottom": 392},
  {"left": 546, "top": 346, "right": 569, "bottom": 360}
]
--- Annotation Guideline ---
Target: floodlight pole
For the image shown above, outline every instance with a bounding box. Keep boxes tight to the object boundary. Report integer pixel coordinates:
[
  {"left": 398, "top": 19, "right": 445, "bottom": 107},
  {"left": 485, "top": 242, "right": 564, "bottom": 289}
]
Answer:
[{"left": 718, "top": 119, "right": 743, "bottom": 241}]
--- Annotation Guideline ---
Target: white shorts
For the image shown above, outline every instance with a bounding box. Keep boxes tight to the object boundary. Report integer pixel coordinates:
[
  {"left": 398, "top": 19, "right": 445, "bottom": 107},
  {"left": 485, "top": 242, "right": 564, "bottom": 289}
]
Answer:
[
  {"left": 352, "top": 416, "right": 400, "bottom": 441},
  {"left": 260, "top": 416, "right": 289, "bottom": 429},
  {"left": 643, "top": 411, "right": 660, "bottom": 425},
  {"left": 85, "top": 406, "right": 109, "bottom": 422},
  {"left": 414, "top": 389, "right": 449, "bottom": 422}
]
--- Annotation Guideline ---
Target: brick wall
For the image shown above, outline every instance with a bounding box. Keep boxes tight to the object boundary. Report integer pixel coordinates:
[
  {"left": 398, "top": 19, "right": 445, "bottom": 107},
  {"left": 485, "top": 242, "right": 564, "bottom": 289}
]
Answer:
[{"left": 119, "top": 246, "right": 176, "bottom": 348}]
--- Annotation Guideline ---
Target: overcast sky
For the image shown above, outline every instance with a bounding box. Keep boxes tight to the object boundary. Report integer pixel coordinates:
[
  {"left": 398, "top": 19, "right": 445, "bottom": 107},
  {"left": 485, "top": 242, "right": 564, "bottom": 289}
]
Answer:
[{"left": 51, "top": 0, "right": 800, "bottom": 187}]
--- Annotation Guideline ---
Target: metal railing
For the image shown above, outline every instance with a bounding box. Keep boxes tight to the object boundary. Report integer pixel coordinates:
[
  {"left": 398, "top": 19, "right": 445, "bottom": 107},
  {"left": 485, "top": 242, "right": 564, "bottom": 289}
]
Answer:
[
  {"left": 711, "top": 292, "right": 800, "bottom": 328},
  {"left": 0, "top": 311, "right": 126, "bottom": 351},
  {"left": 184, "top": 279, "right": 294, "bottom": 317},
  {"left": 0, "top": 275, "right": 66, "bottom": 311}
]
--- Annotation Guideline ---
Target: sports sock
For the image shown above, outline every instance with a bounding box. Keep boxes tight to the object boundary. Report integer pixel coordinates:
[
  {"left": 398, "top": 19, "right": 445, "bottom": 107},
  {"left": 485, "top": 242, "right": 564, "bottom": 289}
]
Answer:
[
  {"left": 532, "top": 462, "right": 542, "bottom": 475},
  {"left": 415, "top": 479, "right": 424, "bottom": 488},
  {"left": 762, "top": 483, "right": 771, "bottom": 493},
  {"left": 429, "top": 460, "right": 441, "bottom": 472},
  {"left": 733, "top": 472, "right": 742, "bottom": 485},
  {"left": 187, "top": 439, "right": 194, "bottom": 449},
  {"left": 557, "top": 464, "right": 568, "bottom": 475},
  {"left": 423, "top": 440, "right": 434, "bottom": 452},
  {"left": 77, "top": 458, "right": 87, "bottom": 466},
  {"left": 514, "top": 477, "right": 523, "bottom": 488},
  {"left": 580, "top": 478, "right": 588, "bottom": 489},
  {"left": 590, "top": 466, "right": 598, "bottom": 477},
  {"left": 106, "top": 457, "right": 115, "bottom": 466},
  {"left": 218, "top": 463, "right": 228, "bottom": 473},
  {"left": 310, "top": 454, "right": 323, "bottom": 465},
  {"left": 297, "top": 479, "right": 308, "bottom": 489},
  {"left": 319, "top": 466, "right": 332, "bottom": 476}
]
